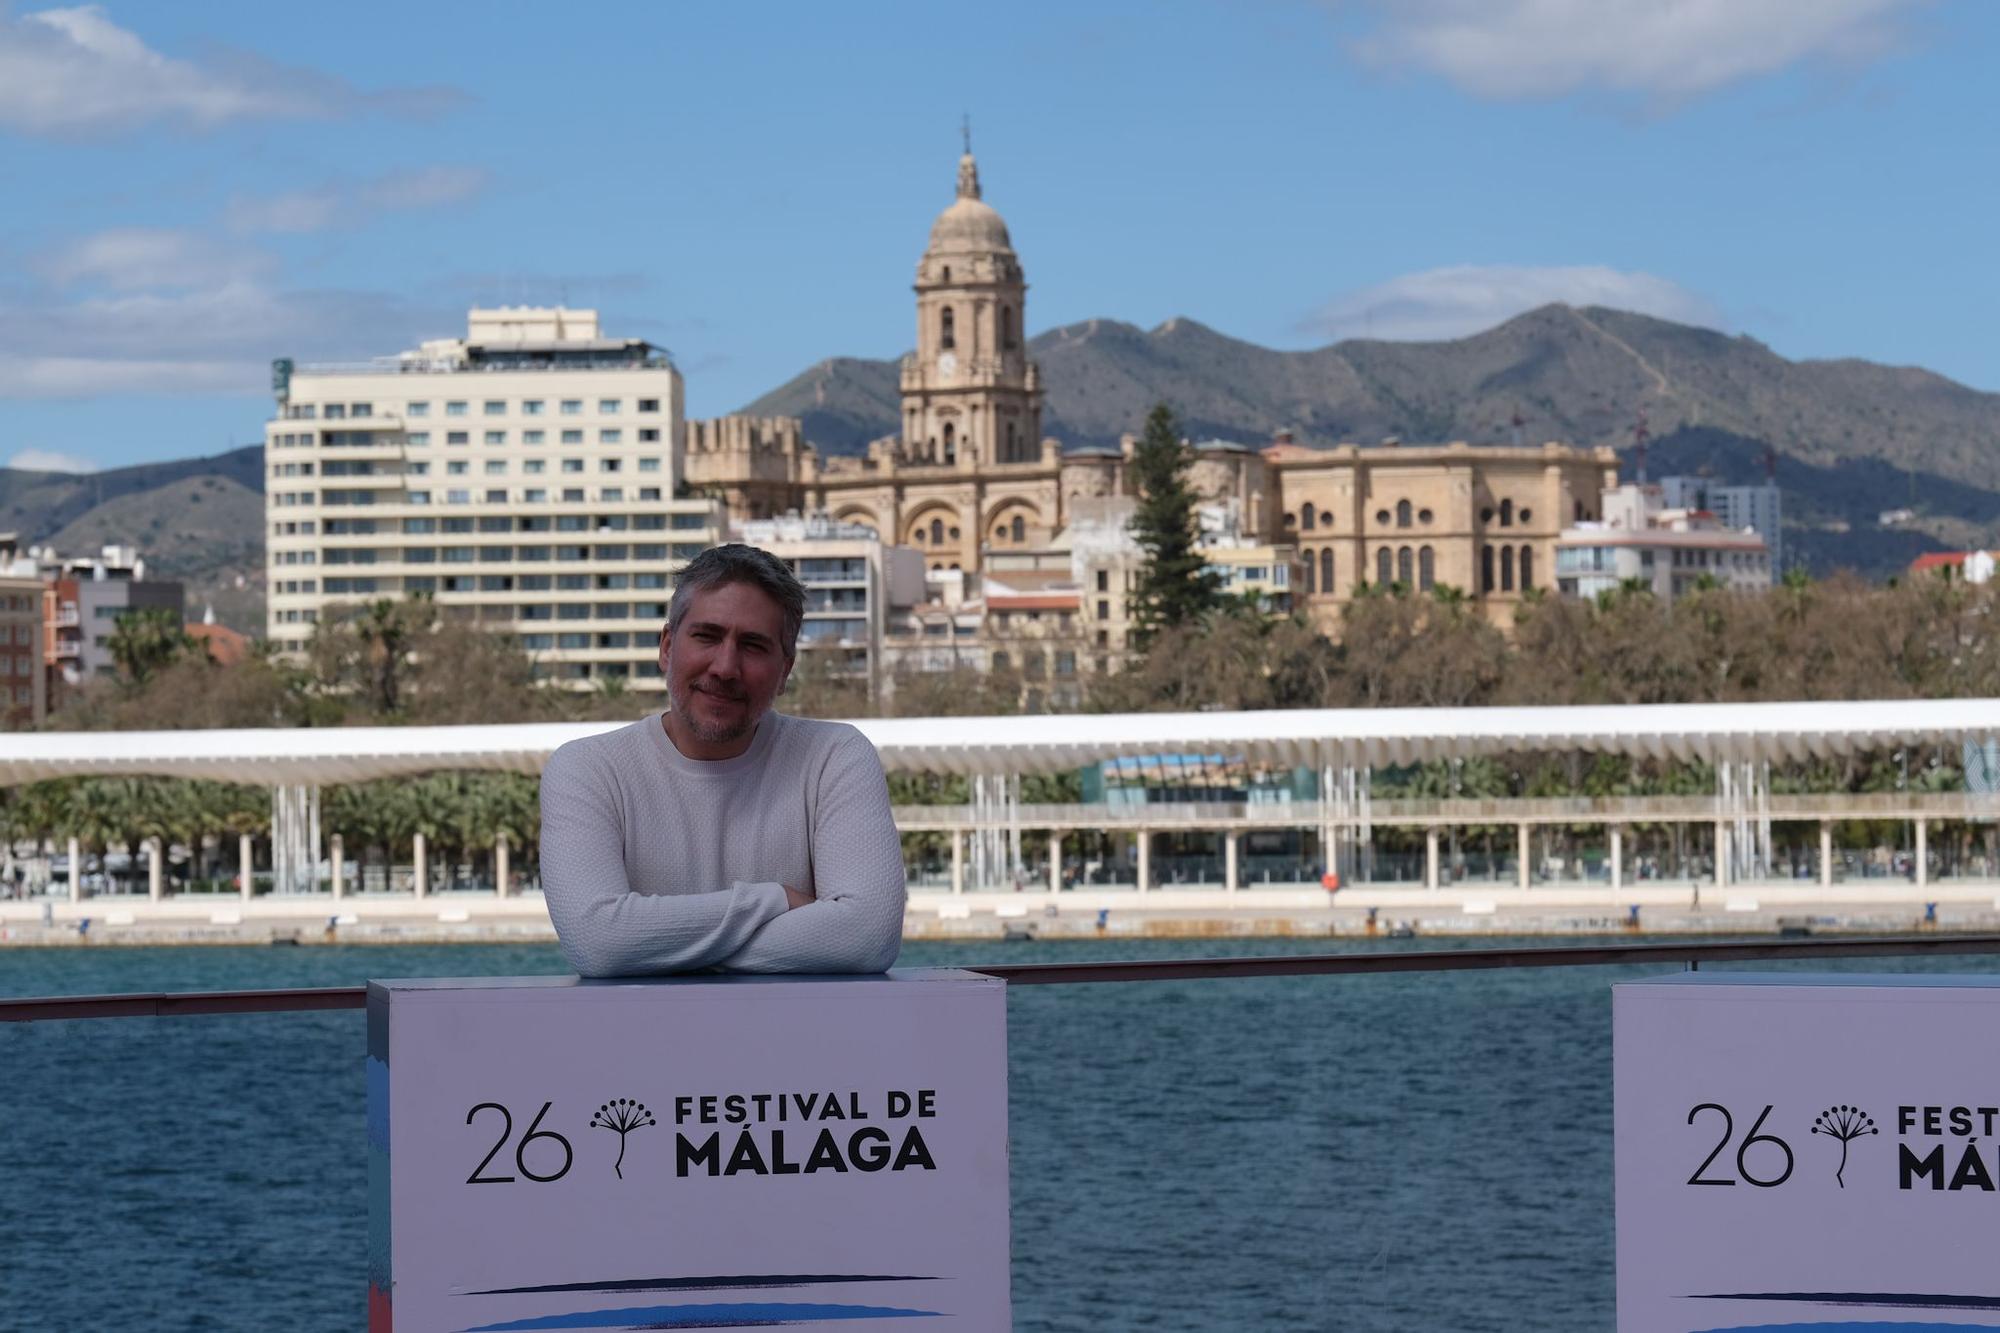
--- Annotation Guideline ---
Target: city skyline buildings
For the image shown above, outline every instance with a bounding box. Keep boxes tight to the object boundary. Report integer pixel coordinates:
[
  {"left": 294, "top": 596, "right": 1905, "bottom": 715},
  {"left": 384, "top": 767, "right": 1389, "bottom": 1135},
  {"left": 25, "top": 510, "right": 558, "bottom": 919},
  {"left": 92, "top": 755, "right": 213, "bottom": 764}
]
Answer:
[{"left": 1, "top": 1, "right": 1995, "bottom": 474}]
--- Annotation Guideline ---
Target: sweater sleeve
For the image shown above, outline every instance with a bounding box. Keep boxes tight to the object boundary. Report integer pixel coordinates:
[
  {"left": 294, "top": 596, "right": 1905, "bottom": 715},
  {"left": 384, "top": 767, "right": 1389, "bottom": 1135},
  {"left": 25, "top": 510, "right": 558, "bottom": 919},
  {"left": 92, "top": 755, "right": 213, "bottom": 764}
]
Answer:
[
  {"left": 718, "top": 727, "right": 906, "bottom": 974},
  {"left": 539, "top": 742, "right": 790, "bottom": 977}
]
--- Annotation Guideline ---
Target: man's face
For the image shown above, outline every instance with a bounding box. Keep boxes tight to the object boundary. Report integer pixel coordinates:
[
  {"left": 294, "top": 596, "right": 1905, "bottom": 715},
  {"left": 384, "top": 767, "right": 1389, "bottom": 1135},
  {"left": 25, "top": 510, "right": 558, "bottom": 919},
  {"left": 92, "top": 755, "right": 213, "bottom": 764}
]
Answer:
[{"left": 660, "top": 580, "right": 793, "bottom": 754}]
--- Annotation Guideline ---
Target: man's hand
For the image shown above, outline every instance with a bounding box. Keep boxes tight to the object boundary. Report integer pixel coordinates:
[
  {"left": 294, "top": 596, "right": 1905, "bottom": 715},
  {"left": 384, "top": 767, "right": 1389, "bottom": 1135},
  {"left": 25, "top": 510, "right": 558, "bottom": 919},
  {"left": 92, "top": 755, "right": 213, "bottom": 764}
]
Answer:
[{"left": 782, "top": 884, "right": 815, "bottom": 910}]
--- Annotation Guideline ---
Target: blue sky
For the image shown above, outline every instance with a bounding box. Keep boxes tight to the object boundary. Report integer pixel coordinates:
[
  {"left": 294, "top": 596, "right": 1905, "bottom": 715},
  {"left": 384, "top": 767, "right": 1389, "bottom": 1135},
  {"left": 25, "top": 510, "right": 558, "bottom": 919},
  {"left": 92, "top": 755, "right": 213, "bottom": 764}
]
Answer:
[{"left": 1, "top": 0, "right": 1993, "bottom": 473}]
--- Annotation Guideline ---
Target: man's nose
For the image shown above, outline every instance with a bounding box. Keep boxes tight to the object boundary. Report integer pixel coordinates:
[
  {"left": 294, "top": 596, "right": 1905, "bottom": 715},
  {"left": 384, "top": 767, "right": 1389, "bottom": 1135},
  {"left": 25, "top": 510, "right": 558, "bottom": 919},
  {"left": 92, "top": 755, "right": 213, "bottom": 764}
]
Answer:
[{"left": 709, "top": 638, "right": 741, "bottom": 678}]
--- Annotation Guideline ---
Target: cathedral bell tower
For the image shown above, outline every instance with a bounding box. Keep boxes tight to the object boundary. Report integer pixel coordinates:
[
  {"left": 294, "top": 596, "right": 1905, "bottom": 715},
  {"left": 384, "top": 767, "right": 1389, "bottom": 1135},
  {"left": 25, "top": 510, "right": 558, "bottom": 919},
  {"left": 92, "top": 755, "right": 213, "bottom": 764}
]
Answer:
[{"left": 901, "top": 150, "right": 1042, "bottom": 469}]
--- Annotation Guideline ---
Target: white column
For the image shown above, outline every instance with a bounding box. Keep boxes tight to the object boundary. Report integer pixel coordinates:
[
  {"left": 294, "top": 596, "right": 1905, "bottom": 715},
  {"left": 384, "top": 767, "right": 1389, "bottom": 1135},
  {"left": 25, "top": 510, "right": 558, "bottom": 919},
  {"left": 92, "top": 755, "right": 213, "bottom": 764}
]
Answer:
[
  {"left": 1915, "top": 820, "right": 1928, "bottom": 890},
  {"left": 1137, "top": 831, "right": 1151, "bottom": 893},
  {"left": 1820, "top": 822, "right": 1834, "bottom": 888},
  {"left": 1713, "top": 821, "right": 1729, "bottom": 888},
  {"left": 147, "top": 838, "right": 163, "bottom": 901},
  {"left": 949, "top": 830, "right": 964, "bottom": 895},
  {"left": 238, "top": 832, "right": 253, "bottom": 901},
  {"left": 1225, "top": 830, "right": 1239, "bottom": 894},
  {"left": 1424, "top": 828, "right": 1440, "bottom": 891},
  {"left": 68, "top": 835, "right": 81, "bottom": 902},
  {"left": 1517, "top": 823, "right": 1531, "bottom": 890},
  {"left": 1047, "top": 830, "right": 1061, "bottom": 894},
  {"left": 330, "top": 834, "right": 345, "bottom": 900},
  {"left": 412, "top": 832, "right": 428, "bottom": 898},
  {"left": 495, "top": 833, "right": 511, "bottom": 899},
  {"left": 1610, "top": 826, "right": 1624, "bottom": 892}
]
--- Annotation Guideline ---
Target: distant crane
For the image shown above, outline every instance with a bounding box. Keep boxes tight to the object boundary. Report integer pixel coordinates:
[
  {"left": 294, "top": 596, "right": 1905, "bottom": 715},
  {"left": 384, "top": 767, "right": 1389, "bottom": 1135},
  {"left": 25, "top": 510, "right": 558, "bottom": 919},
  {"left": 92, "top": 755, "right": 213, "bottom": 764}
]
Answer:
[
  {"left": 1506, "top": 406, "right": 1530, "bottom": 447},
  {"left": 1631, "top": 411, "right": 1650, "bottom": 484}
]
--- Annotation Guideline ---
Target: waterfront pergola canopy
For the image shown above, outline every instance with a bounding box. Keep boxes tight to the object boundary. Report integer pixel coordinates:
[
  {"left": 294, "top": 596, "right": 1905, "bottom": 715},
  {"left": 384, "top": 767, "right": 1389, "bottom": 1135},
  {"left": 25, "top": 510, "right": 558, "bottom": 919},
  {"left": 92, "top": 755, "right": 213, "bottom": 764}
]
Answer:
[{"left": 3, "top": 699, "right": 1998, "bottom": 785}]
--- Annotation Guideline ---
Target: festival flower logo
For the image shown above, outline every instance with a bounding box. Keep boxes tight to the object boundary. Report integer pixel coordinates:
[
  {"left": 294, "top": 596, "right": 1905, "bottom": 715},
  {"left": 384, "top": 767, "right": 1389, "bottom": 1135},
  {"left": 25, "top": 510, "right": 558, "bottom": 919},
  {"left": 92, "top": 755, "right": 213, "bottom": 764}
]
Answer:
[
  {"left": 1808, "top": 1104, "right": 1878, "bottom": 1188},
  {"left": 590, "top": 1099, "right": 657, "bottom": 1180}
]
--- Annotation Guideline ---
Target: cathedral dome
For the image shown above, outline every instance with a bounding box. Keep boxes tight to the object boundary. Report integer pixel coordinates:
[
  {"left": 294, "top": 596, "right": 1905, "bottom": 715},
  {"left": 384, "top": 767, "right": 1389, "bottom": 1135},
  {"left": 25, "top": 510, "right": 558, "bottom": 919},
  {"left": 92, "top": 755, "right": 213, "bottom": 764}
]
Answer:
[{"left": 925, "top": 154, "right": 1015, "bottom": 256}]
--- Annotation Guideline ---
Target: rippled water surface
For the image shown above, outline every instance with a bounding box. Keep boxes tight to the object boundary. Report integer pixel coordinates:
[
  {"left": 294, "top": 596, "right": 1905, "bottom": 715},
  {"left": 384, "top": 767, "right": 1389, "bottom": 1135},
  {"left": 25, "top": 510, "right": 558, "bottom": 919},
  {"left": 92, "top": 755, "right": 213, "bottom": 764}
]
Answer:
[{"left": 3, "top": 937, "right": 1983, "bottom": 1331}]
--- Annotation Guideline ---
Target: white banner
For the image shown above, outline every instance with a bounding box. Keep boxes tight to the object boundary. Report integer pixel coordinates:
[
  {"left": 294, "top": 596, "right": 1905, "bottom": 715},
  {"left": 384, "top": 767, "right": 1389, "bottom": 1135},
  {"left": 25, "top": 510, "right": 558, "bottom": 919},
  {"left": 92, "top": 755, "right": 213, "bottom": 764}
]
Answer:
[
  {"left": 1616, "top": 972, "right": 2000, "bottom": 1331},
  {"left": 368, "top": 971, "right": 1009, "bottom": 1332}
]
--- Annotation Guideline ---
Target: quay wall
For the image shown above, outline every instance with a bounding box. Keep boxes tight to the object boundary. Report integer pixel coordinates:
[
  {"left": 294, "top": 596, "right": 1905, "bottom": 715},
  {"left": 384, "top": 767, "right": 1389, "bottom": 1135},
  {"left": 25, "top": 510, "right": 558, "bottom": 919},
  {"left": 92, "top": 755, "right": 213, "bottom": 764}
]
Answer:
[{"left": 3, "top": 883, "right": 1999, "bottom": 947}]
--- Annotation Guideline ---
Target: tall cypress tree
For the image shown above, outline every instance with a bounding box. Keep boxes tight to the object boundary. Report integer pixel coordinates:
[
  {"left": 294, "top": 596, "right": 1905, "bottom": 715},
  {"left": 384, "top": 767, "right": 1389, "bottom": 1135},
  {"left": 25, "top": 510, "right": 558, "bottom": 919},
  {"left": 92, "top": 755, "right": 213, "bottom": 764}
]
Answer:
[{"left": 1128, "top": 402, "right": 1223, "bottom": 646}]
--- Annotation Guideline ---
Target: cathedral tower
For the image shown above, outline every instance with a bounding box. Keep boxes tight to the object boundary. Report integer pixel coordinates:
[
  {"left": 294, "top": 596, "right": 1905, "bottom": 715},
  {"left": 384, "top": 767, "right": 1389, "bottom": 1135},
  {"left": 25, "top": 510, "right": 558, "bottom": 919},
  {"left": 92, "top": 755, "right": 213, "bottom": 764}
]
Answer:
[{"left": 901, "top": 151, "right": 1043, "bottom": 468}]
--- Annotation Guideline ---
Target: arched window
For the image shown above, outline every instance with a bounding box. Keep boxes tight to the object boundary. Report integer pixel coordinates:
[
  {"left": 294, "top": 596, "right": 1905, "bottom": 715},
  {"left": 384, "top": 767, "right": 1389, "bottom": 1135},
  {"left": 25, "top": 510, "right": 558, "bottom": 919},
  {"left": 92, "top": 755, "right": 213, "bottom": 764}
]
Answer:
[
  {"left": 1520, "top": 545, "right": 1534, "bottom": 591},
  {"left": 1501, "top": 545, "right": 1516, "bottom": 591},
  {"left": 1397, "top": 545, "right": 1414, "bottom": 586},
  {"left": 1005, "top": 421, "right": 1017, "bottom": 458},
  {"left": 929, "top": 517, "right": 944, "bottom": 546},
  {"left": 1499, "top": 499, "right": 1513, "bottom": 527},
  {"left": 1418, "top": 545, "right": 1435, "bottom": 590},
  {"left": 1302, "top": 552, "right": 1316, "bottom": 595},
  {"left": 1002, "top": 306, "right": 1017, "bottom": 349},
  {"left": 1301, "top": 502, "right": 1316, "bottom": 532},
  {"left": 942, "top": 421, "right": 956, "bottom": 461},
  {"left": 1396, "top": 499, "right": 1412, "bottom": 529},
  {"left": 1481, "top": 543, "right": 1495, "bottom": 592},
  {"left": 1320, "top": 548, "right": 1334, "bottom": 594},
  {"left": 1376, "top": 547, "right": 1392, "bottom": 585},
  {"left": 941, "top": 266, "right": 952, "bottom": 283},
  {"left": 1011, "top": 515, "right": 1025, "bottom": 542},
  {"left": 940, "top": 306, "right": 956, "bottom": 351}
]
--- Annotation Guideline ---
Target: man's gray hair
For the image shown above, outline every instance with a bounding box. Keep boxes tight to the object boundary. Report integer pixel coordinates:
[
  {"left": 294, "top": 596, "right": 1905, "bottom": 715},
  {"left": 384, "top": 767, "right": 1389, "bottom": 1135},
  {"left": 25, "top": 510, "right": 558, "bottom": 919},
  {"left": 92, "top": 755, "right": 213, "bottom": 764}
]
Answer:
[{"left": 666, "top": 544, "right": 806, "bottom": 658}]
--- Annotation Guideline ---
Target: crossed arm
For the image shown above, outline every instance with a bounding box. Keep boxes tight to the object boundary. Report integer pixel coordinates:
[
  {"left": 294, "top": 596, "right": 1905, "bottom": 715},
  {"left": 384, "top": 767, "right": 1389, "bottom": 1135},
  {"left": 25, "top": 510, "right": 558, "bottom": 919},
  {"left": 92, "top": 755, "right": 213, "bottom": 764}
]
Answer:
[{"left": 538, "top": 734, "right": 905, "bottom": 977}]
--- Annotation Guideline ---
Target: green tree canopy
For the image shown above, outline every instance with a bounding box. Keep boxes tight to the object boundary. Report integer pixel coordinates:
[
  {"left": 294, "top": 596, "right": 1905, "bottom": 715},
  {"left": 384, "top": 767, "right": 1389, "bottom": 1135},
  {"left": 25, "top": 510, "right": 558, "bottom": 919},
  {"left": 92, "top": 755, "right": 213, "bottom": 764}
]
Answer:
[{"left": 1127, "top": 403, "right": 1223, "bottom": 646}]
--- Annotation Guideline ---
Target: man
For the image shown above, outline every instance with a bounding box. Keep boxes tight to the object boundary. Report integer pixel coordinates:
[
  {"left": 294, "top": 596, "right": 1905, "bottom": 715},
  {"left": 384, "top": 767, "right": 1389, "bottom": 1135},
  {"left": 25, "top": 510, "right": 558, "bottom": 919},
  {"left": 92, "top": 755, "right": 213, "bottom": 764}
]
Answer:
[{"left": 539, "top": 544, "right": 905, "bottom": 976}]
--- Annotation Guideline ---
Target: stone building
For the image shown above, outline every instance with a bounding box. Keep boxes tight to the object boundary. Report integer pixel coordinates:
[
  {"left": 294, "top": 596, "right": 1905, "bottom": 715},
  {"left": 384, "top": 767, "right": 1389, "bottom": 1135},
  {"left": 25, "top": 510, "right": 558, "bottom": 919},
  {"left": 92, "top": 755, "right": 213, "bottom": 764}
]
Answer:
[{"left": 686, "top": 150, "right": 1620, "bottom": 635}]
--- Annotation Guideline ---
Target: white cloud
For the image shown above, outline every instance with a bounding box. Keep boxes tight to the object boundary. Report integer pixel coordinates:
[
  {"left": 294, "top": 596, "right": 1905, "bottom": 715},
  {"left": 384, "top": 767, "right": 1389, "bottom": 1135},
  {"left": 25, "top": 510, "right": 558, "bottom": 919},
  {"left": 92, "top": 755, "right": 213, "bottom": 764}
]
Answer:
[
  {"left": 38, "top": 227, "right": 273, "bottom": 291},
  {"left": 1350, "top": 0, "right": 1918, "bottom": 102},
  {"left": 1299, "top": 263, "right": 1723, "bottom": 342},
  {"left": 226, "top": 165, "right": 491, "bottom": 234},
  {"left": 7, "top": 447, "right": 99, "bottom": 474},
  {"left": 0, "top": 5, "right": 462, "bottom": 135},
  {"left": 13, "top": 226, "right": 429, "bottom": 396}
]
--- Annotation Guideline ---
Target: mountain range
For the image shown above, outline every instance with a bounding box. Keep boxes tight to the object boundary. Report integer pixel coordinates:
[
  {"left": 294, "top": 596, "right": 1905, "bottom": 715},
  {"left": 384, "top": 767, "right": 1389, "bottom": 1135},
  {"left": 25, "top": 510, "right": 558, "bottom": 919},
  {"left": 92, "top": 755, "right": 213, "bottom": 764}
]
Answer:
[{"left": 6, "top": 303, "right": 1995, "bottom": 635}]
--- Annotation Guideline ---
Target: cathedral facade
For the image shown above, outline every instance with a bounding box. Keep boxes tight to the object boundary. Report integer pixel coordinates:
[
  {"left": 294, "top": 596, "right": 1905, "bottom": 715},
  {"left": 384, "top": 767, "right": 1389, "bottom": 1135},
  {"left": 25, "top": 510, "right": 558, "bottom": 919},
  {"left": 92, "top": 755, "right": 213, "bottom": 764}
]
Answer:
[{"left": 684, "top": 150, "right": 1619, "bottom": 632}]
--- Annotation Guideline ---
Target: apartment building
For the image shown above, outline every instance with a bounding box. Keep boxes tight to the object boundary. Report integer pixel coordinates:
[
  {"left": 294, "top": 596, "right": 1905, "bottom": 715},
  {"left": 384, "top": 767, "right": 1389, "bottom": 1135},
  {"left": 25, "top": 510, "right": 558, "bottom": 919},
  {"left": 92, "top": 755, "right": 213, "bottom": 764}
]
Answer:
[
  {"left": 1555, "top": 483, "right": 1772, "bottom": 602},
  {"left": 266, "top": 308, "right": 720, "bottom": 688},
  {"left": 0, "top": 570, "right": 44, "bottom": 727},
  {"left": 62, "top": 545, "right": 183, "bottom": 682},
  {"left": 731, "top": 513, "right": 926, "bottom": 704},
  {"left": 1659, "top": 475, "right": 1784, "bottom": 572}
]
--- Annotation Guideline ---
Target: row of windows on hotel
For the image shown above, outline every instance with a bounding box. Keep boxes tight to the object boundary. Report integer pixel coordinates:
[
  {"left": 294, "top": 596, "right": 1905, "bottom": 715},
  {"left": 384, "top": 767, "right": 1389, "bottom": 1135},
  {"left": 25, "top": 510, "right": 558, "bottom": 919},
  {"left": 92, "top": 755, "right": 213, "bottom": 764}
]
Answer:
[
  {"left": 277, "top": 592, "right": 673, "bottom": 616},
  {"left": 1296, "top": 543, "right": 1539, "bottom": 595},
  {"left": 272, "top": 513, "right": 712, "bottom": 538},
  {"left": 274, "top": 456, "right": 666, "bottom": 479},
  {"left": 273, "top": 486, "right": 669, "bottom": 507},
  {"left": 277, "top": 397, "right": 664, "bottom": 422},
  {"left": 272, "top": 428, "right": 664, "bottom": 450},
  {"left": 273, "top": 544, "right": 708, "bottom": 571},
  {"left": 1287, "top": 498, "right": 1559, "bottom": 532}
]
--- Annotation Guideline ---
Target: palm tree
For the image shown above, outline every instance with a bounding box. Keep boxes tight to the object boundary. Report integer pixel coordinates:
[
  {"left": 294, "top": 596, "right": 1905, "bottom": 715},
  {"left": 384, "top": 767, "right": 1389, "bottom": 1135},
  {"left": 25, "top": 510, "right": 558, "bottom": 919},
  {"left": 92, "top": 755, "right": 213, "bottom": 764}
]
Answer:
[{"left": 106, "top": 608, "right": 196, "bottom": 687}]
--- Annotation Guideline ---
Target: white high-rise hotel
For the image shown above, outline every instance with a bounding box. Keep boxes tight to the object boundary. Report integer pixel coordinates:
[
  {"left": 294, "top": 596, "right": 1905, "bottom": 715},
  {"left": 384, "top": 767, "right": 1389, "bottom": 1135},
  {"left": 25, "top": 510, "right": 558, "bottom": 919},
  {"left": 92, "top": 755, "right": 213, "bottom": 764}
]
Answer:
[{"left": 264, "top": 308, "right": 719, "bottom": 688}]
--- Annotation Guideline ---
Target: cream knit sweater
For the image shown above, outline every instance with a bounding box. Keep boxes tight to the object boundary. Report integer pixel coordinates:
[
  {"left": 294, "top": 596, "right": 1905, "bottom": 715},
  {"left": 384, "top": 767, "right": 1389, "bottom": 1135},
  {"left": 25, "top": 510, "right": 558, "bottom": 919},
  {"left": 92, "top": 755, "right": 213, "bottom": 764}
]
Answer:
[{"left": 538, "top": 711, "right": 905, "bottom": 976}]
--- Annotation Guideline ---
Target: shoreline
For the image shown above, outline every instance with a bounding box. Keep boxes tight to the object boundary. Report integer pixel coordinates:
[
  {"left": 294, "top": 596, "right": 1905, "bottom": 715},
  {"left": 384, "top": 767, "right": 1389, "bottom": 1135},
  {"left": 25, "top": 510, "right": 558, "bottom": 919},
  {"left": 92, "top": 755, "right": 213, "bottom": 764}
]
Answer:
[{"left": 3, "top": 883, "right": 1995, "bottom": 947}]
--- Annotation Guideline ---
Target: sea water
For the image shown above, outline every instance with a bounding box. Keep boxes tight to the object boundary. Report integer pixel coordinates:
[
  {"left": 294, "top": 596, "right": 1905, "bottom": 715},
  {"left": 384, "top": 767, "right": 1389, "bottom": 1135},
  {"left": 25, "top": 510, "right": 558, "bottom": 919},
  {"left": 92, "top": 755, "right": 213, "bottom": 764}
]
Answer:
[{"left": 2, "top": 937, "right": 1985, "bottom": 1331}]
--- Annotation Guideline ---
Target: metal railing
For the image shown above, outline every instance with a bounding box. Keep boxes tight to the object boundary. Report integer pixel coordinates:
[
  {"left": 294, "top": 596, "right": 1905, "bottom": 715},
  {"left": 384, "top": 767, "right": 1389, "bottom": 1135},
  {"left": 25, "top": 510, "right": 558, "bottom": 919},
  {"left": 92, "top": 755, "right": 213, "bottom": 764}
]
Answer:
[{"left": 8, "top": 934, "right": 2000, "bottom": 1023}]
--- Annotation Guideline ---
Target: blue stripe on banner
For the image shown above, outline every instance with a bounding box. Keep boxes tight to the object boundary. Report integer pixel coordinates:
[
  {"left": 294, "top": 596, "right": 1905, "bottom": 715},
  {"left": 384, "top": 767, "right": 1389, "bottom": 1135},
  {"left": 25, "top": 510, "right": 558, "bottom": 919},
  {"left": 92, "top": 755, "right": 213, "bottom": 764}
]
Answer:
[
  {"left": 461, "top": 1301, "right": 943, "bottom": 1331},
  {"left": 469, "top": 1275, "right": 934, "bottom": 1296}
]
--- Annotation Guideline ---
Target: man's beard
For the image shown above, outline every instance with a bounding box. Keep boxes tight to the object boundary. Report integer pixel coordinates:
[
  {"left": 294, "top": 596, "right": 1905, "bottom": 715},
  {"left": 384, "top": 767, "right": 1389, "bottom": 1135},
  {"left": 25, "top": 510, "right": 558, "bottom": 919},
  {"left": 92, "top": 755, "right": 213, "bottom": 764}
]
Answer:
[{"left": 666, "top": 663, "right": 756, "bottom": 745}]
